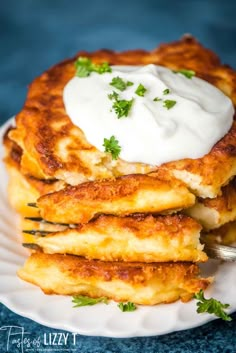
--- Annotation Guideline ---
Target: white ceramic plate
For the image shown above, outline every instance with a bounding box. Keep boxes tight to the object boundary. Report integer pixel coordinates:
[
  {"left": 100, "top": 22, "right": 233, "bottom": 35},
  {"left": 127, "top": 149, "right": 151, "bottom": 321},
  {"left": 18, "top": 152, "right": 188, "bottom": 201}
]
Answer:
[{"left": 0, "top": 118, "right": 235, "bottom": 338}]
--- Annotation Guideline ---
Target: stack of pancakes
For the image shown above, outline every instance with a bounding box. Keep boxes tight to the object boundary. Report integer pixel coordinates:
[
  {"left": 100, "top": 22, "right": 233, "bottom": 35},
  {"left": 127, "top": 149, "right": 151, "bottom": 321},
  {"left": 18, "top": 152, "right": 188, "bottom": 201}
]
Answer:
[{"left": 3, "top": 36, "right": 236, "bottom": 305}]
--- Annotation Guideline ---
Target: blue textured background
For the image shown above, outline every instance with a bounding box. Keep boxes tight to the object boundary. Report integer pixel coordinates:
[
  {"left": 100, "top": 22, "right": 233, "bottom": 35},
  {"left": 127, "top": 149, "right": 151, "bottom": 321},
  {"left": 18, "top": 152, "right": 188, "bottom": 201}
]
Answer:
[{"left": 0, "top": 0, "right": 236, "bottom": 352}]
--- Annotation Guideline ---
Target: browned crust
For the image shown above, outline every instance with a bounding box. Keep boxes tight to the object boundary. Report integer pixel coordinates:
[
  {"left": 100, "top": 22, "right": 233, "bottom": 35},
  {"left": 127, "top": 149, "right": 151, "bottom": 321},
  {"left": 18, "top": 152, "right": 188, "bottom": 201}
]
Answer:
[
  {"left": 37, "top": 173, "right": 195, "bottom": 224},
  {"left": 185, "top": 177, "right": 236, "bottom": 229},
  {"left": 202, "top": 177, "right": 236, "bottom": 211},
  {"left": 3, "top": 127, "right": 22, "bottom": 167},
  {"left": 32, "top": 214, "right": 207, "bottom": 263},
  {"left": 161, "top": 120, "right": 236, "bottom": 196},
  {"left": 3, "top": 129, "right": 66, "bottom": 197},
  {"left": 9, "top": 35, "right": 236, "bottom": 196},
  {"left": 18, "top": 252, "right": 211, "bottom": 304},
  {"left": 21, "top": 253, "right": 200, "bottom": 282},
  {"left": 64, "top": 213, "right": 201, "bottom": 240}
]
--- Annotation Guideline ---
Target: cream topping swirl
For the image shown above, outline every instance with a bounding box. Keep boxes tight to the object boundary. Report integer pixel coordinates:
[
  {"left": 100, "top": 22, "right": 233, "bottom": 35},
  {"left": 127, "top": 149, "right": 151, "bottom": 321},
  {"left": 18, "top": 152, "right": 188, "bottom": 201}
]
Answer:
[{"left": 63, "top": 64, "right": 234, "bottom": 165}]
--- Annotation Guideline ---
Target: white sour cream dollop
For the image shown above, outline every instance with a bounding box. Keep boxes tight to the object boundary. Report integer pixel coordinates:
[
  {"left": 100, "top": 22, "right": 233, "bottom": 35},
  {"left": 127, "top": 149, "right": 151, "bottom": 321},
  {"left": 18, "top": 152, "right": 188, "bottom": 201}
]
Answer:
[{"left": 63, "top": 64, "right": 234, "bottom": 165}]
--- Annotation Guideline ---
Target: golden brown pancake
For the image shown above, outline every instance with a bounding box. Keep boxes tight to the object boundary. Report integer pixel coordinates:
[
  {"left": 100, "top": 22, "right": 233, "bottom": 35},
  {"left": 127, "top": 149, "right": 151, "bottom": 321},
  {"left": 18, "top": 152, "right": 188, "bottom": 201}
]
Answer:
[
  {"left": 4, "top": 144, "right": 196, "bottom": 223},
  {"left": 37, "top": 173, "right": 195, "bottom": 224},
  {"left": 6, "top": 163, "right": 41, "bottom": 217},
  {"left": 29, "top": 214, "right": 207, "bottom": 262},
  {"left": 4, "top": 128, "right": 196, "bottom": 222},
  {"left": 4, "top": 135, "right": 204, "bottom": 265},
  {"left": 6, "top": 36, "right": 236, "bottom": 306},
  {"left": 3, "top": 130, "right": 65, "bottom": 216},
  {"left": 5, "top": 155, "right": 65, "bottom": 217},
  {"left": 185, "top": 178, "right": 236, "bottom": 230},
  {"left": 18, "top": 252, "right": 211, "bottom": 305},
  {"left": 8, "top": 35, "right": 236, "bottom": 198}
]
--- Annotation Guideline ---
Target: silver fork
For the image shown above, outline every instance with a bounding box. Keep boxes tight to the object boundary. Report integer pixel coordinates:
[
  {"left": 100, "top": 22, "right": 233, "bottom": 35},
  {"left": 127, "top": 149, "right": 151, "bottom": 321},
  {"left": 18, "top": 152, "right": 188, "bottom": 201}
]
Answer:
[{"left": 203, "top": 242, "right": 236, "bottom": 262}]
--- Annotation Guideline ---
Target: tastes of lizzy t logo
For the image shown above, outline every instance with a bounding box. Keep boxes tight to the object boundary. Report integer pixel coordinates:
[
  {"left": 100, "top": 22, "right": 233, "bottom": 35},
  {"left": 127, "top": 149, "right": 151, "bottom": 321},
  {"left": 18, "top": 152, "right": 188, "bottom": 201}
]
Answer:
[{"left": 0, "top": 326, "right": 77, "bottom": 353}]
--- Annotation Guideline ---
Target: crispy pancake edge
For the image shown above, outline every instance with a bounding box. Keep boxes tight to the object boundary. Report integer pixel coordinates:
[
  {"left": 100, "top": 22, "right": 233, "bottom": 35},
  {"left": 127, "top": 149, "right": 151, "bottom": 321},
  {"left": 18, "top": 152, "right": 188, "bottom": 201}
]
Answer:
[
  {"left": 18, "top": 252, "right": 211, "bottom": 305},
  {"left": 8, "top": 35, "right": 236, "bottom": 197},
  {"left": 185, "top": 177, "right": 236, "bottom": 229},
  {"left": 37, "top": 173, "right": 195, "bottom": 223},
  {"left": 31, "top": 214, "right": 207, "bottom": 262}
]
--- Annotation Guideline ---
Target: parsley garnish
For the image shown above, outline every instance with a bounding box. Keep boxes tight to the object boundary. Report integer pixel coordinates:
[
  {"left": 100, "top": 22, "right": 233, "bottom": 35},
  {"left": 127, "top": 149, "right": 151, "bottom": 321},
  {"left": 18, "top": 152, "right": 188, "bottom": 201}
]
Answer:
[
  {"left": 94, "top": 62, "right": 112, "bottom": 74},
  {"left": 163, "top": 99, "right": 176, "bottom": 110},
  {"left": 173, "top": 69, "right": 195, "bottom": 79},
  {"left": 108, "top": 91, "right": 119, "bottom": 101},
  {"left": 74, "top": 57, "right": 112, "bottom": 77},
  {"left": 72, "top": 295, "right": 108, "bottom": 307},
  {"left": 103, "top": 135, "right": 121, "bottom": 159},
  {"left": 113, "top": 98, "right": 134, "bottom": 118},
  {"left": 118, "top": 302, "right": 137, "bottom": 312},
  {"left": 74, "top": 57, "right": 91, "bottom": 77},
  {"left": 108, "top": 91, "right": 133, "bottom": 119},
  {"left": 153, "top": 97, "right": 162, "bottom": 102},
  {"left": 194, "top": 290, "right": 232, "bottom": 321},
  {"left": 163, "top": 88, "right": 170, "bottom": 95},
  {"left": 110, "top": 76, "right": 134, "bottom": 91},
  {"left": 135, "top": 83, "right": 147, "bottom": 97}
]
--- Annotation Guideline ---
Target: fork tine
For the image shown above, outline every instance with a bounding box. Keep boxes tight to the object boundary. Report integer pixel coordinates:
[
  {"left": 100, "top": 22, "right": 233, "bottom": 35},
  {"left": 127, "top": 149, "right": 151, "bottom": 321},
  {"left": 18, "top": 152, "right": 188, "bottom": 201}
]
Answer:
[
  {"left": 27, "top": 202, "right": 38, "bottom": 208},
  {"left": 203, "top": 242, "right": 236, "bottom": 262},
  {"left": 24, "top": 217, "right": 70, "bottom": 226},
  {"left": 22, "top": 230, "right": 56, "bottom": 236},
  {"left": 25, "top": 217, "right": 43, "bottom": 222},
  {"left": 22, "top": 243, "right": 42, "bottom": 251}
]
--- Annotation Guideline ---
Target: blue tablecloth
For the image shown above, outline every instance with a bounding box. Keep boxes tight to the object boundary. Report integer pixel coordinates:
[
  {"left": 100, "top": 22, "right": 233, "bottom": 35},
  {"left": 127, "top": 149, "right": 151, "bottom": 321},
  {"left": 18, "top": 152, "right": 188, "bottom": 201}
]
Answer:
[{"left": 0, "top": 1, "right": 236, "bottom": 351}]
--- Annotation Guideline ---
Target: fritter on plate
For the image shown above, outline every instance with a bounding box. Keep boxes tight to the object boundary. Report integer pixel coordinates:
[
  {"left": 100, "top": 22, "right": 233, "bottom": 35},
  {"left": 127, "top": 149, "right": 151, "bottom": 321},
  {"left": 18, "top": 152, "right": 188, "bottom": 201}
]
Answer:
[
  {"left": 8, "top": 35, "right": 236, "bottom": 198},
  {"left": 18, "top": 253, "right": 211, "bottom": 305},
  {"left": 5, "top": 35, "right": 236, "bottom": 306},
  {"left": 28, "top": 214, "right": 207, "bottom": 262},
  {"left": 36, "top": 173, "right": 195, "bottom": 224},
  {"left": 4, "top": 150, "right": 64, "bottom": 217}
]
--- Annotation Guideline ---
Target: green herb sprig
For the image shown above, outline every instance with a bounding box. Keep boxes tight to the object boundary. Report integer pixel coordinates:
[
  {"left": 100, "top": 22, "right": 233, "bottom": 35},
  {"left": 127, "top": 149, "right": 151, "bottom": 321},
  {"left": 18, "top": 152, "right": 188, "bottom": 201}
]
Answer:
[
  {"left": 163, "top": 99, "right": 176, "bottom": 110},
  {"left": 173, "top": 69, "right": 195, "bottom": 79},
  {"left": 108, "top": 91, "right": 134, "bottom": 119},
  {"left": 194, "top": 290, "right": 232, "bottom": 321},
  {"left": 135, "top": 83, "right": 147, "bottom": 97},
  {"left": 163, "top": 88, "right": 170, "bottom": 95},
  {"left": 153, "top": 97, "right": 162, "bottom": 102},
  {"left": 113, "top": 98, "right": 134, "bottom": 118},
  {"left": 103, "top": 135, "right": 121, "bottom": 160},
  {"left": 118, "top": 302, "right": 137, "bottom": 312},
  {"left": 72, "top": 295, "right": 108, "bottom": 307},
  {"left": 110, "top": 76, "right": 133, "bottom": 91},
  {"left": 75, "top": 57, "right": 112, "bottom": 77},
  {"left": 108, "top": 91, "right": 119, "bottom": 101},
  {"left": 153, "top": 90, "right": 176, "bottom": 108}
]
